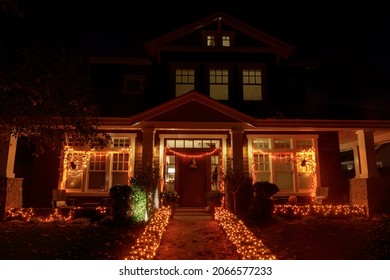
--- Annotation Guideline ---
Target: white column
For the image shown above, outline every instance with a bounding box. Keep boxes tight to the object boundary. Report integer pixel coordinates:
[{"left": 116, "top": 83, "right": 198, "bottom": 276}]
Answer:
[
  {"left": 356, "top": 129, "right": 378, "bottom": 178},
  {"left": 352, "top": 145, "right": 361, "bottom": 178},
  {"left": 6, "top": 135, "right": 18, "bottom": 178}
]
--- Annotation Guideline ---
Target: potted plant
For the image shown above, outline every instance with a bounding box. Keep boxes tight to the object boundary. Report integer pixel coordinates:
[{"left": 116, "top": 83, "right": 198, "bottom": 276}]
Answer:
[{"left": 161, "top": 190, "right": 180, "bottom": 218}]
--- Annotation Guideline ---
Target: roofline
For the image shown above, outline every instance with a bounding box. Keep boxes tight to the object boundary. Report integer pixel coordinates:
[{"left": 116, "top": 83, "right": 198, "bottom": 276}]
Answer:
[{"left": 145, "top": 11, "right": 295, "bottom": 59}]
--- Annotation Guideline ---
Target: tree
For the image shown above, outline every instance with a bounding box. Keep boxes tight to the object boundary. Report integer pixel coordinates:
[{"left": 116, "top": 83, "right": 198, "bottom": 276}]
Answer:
[
  {"left": 0, "top": 0, "right": 104, "bottom": 221},
  {"left": 130, "top": 166, "right": 160, "bottom": 221},
  {"left": 222, "top": 168, "right": 253, "bottom": 214}
]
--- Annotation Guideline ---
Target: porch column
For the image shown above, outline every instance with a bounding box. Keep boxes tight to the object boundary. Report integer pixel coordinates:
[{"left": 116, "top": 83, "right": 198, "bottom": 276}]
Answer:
[
  {"left": 356, "top": 129, "right": 378, "bottom": 178},
  {"left": 350, "top": 129, "right": 384, "bottom": 218},
  {"left": 352, "top": 145, "right": 360, "bottom": 177},
  {"left": 230, "top": 128, "right": 244, "bottom": 173},
  {"left": 142, "top": 127, "right": 155, "bottom": 168},
  {"left": 1, "top": 135, "right": 23, "bottom": 221}
]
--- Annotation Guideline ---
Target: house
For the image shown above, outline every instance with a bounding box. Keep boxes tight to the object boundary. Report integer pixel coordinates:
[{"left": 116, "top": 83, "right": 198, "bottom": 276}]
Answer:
[{"left": 6, "top": 11, "right": 390, "bottom": 215}]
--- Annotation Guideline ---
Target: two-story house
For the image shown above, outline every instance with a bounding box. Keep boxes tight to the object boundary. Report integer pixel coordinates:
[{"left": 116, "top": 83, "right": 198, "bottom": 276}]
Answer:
[{"left": 10, "top": 11, "right": 390, "bottom": 215}]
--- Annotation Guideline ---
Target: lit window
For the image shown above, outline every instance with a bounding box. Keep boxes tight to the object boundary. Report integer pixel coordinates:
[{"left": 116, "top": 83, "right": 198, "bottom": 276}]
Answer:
[
  {"left": 243, "top": 68, "right": 262, "bottom": 100},
  {"left": 209, "top": 68, "right": 229, "bottom": 100},
  {"left": 207, "top": 35, "right": 216, "bottom": 46},
  {"left": 250, "top": 136, "right": 318, "bottom": 194},
  {"left": 175, "top": 68, "right": 195, "bottom": 96},
  {"left": 222, "top": 36, "right": 230, "bottom": 47},
  {"left": 88, "top": 153, "right": 106, "bottom": 190}
]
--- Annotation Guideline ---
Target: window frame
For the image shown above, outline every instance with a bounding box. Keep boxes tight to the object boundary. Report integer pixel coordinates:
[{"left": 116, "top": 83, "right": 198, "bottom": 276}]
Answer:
[
  {"left": 122, "top": 75, "right": 145, "bottom": 95},
  {"left": 238, "top": 63, "right": 267, "bottom": 101},
  {"left": 202, "top": 31, "right": 236, "bottom": 47},
  {"left": 61, "top": 134, "right": 136, "bottom": 194},
  {"left": 248, "top": 135, "right": 319, "bottom": 195},
  {"left": 205, "top": 63, "right": 233, "bottom": 101}
]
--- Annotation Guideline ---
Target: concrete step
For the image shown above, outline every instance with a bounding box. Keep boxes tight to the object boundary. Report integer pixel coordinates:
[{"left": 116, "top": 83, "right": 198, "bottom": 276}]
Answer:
[{"left": 173, "top": 207, "right": 212, "bottom": 220}]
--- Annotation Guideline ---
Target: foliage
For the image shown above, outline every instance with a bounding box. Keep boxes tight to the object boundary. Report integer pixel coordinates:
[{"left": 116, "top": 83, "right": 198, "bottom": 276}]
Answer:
[
  {"left": 253, "top": 181, "right": 280, "bottom": 199},
  {"left": 223, "top": 169, "right": 252, "bottom": 193},
  {"left": 222, "top": 169, "right": 252, "bottom": 213},
  {"left": 109, "top": 184, "right": 133, "bottom": 200},
  {"left": 161, "top": 190, "right": 180, "bottom": 204},
  {"left": 247, "top": 182, "right": 280, "bottom": 226},
  {"left": 109, "top": 184, "right": 133, "bottom": 226},
  {"left": 0, "top": 0, "right": 104, "bottom": 150},
  {"left": 130, "top": 183, "right": 146, "bottom": 224},
  {"left": 131, "top": 165, "right": 160, "bottom": 219},
  {"left": 205, "top": 190, "right": 224, "bottom": 205}
]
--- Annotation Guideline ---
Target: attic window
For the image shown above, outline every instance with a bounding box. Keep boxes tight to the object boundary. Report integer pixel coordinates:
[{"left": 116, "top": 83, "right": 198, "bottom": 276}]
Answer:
[
  {"left": 207, "top": 36, "right": 216, "bottom": 47},
  {"left": 203, "top": 31, "right": 235, "bottom": 47},
  {"left": 222, "top": 36, "right": 230, "bottom": 47}
]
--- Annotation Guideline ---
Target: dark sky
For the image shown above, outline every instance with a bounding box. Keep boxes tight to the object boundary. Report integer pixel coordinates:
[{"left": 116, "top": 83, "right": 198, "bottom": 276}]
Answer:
[
  {"left": 5, "top": 0, "right": 390, "bottom": 112},
  {"left": 74, "top": 1, "right": 390, "bottom": 110}
]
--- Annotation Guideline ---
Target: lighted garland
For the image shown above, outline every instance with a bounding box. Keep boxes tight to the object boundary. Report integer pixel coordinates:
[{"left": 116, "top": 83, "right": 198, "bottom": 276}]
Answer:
[
  {"left": 6, "top": 206, "right": 109, "bottom": 222},
  {"left": 273, "top": 204, "right": 367, "bottom": 219},
  {"left": 125, "top": 206, "right": 171, "bottom": 260},
  {"left": 214, "top": 207, "right": 277, "bottom": 260}
]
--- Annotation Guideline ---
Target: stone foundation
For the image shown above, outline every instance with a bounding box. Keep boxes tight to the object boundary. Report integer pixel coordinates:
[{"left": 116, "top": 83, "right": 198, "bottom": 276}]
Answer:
[
  {"left": 6, "top": 177, "right": 24, "bottom": 208},
  {"left": 349, "top": 177, "right": 389, "bottom": 217}
]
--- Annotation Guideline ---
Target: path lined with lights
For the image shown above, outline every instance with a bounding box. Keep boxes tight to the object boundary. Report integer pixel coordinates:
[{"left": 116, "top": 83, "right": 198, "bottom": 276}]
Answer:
[{"left": 6, "top": 204, "right": 366, "bottom": 260}]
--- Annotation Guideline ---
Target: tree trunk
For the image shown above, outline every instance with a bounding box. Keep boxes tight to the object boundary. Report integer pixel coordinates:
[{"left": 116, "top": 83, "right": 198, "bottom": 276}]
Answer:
[{"left": 233, "top": 191, "right": 237, "bottom": 214}]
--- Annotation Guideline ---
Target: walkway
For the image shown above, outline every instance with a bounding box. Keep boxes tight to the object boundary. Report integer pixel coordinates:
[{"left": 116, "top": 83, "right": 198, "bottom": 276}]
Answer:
[{"left": 154, "top": 207, "right": 240, "bottom": 260}]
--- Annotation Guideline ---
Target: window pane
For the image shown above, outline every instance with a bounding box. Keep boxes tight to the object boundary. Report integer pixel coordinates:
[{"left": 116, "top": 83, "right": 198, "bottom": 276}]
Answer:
[
  {"left": 243, "top": 68, "right": 262, "bottom": 101},
  {"left": 112, "top": 173, "right": 128, "bottom": 186},
  {"left": 88, "top": 172, "right": 105, "bottom": 190}
]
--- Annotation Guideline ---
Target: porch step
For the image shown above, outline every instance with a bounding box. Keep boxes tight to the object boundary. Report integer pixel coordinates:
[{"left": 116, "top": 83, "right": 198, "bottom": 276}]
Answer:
[{"left": 173, "top": 207, "right": 212, "bottom": 220}]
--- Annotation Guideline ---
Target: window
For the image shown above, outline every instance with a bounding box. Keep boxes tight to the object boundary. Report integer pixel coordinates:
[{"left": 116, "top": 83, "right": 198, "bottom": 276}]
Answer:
[
  {"left": 209, "top": 68, "right": 229, "bottom": 100},
  {"left": 123, "top": 75, "right": 145, "bottom": 95},
  {"left": 88, "top": 153, "right": 107, "bottom": 190},
  {"left": 222, "top": 36, "right": 230, "bottom": 47},
  {"left": 249, "top": 136, "right": 318, "bottom": 194},
  {"left": 165, "top": 156, "right": 176, "bottom": 191},
  {"left": 207, "top": 35, "right": 216, "bottom": 47},
  {"left": 175, "top": 68, "right": 195, "bottom": 96},
  {"left": 243, "top": 68, "right": 262, "bottom": 100},
  {"left": 202, "top": 31, "right": 235, "bottom": 47},
  {"left": 62, "top": 135, "right": 134, "bottom": 193}
]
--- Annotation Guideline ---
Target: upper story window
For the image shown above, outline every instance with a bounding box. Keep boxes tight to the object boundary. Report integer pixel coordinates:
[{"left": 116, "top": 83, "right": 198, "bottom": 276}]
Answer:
[
  {"left": 207, "top": 36, "right": 216, "bottom": 47},
  {"left": 202, "top": 31, "right": 235, "bottom": 47},
  {"left": 222, "top": 36, "right": 230, "bottom": 47},
  {"left": 242, "top": 68, "right": 262, "bottom": 100},
  {"left": 209, "top": 68, "right": 229, "bottom": 100},
  {"left": 175, "top": 68, "right": 195, "bottom": 96},
  {"left": 123, "top": 75, "right": 145, "bottom": 95}
]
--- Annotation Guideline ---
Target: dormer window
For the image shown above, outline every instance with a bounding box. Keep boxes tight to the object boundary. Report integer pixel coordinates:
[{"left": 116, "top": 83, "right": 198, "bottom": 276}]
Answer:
[
  {"left": 202, "top": 31, "right": 235, "bottom": 47},
  {"left": 222, "top": 36, "right": 230, "bottom": 47},
  {"left": 207, "top": 36, "right": 216, "bottom": 47}
]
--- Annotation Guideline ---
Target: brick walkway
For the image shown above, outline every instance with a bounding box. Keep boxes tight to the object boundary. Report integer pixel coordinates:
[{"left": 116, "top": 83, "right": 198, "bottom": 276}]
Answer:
[{"left": 154, "top": 212, "right": 240, "bottom": 260}]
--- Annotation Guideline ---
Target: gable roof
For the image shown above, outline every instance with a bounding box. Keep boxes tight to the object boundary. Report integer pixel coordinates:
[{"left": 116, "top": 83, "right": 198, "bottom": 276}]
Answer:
[
  {"left": 127, "top": 90, "right": 257, "bottom": 126},
  {"left": 145, "top": 11, "right": 294, "bottom": 59}
]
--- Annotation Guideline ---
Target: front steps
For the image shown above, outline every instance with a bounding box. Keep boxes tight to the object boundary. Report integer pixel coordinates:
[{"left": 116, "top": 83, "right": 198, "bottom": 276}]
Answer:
[{"left": 173, "top": 207, "right": 212, "bottom": 220}]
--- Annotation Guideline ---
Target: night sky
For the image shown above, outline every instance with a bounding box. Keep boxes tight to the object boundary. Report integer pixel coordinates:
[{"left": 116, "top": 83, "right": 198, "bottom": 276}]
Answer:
[{"left": 4, "top": 0, "right": 390, "bottom": 114}]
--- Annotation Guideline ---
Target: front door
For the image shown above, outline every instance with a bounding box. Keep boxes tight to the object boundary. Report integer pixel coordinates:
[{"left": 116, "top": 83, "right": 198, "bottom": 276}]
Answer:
[{"left": 178, "top": 155, "right": 209, "bottom": 207}]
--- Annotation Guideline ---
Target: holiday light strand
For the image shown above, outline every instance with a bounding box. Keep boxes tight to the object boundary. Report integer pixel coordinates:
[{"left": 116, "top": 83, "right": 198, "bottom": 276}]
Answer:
[
  {"left": 165, "top": 146, "right": 221, "bottom": 158},
  {"left": 125, "top": 206, "right": 171, "bottom": 260},
  {"left": 273, "top": 204, "right": 367, "bottom": 218},
  {"left": 214, "top": 207, "right": 277, "bottom": 260}
]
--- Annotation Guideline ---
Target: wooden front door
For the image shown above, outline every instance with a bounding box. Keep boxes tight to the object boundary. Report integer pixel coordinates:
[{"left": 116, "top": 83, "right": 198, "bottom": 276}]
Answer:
[{"left": 178, "top": 155, "right": 209, "bottom": 207}]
